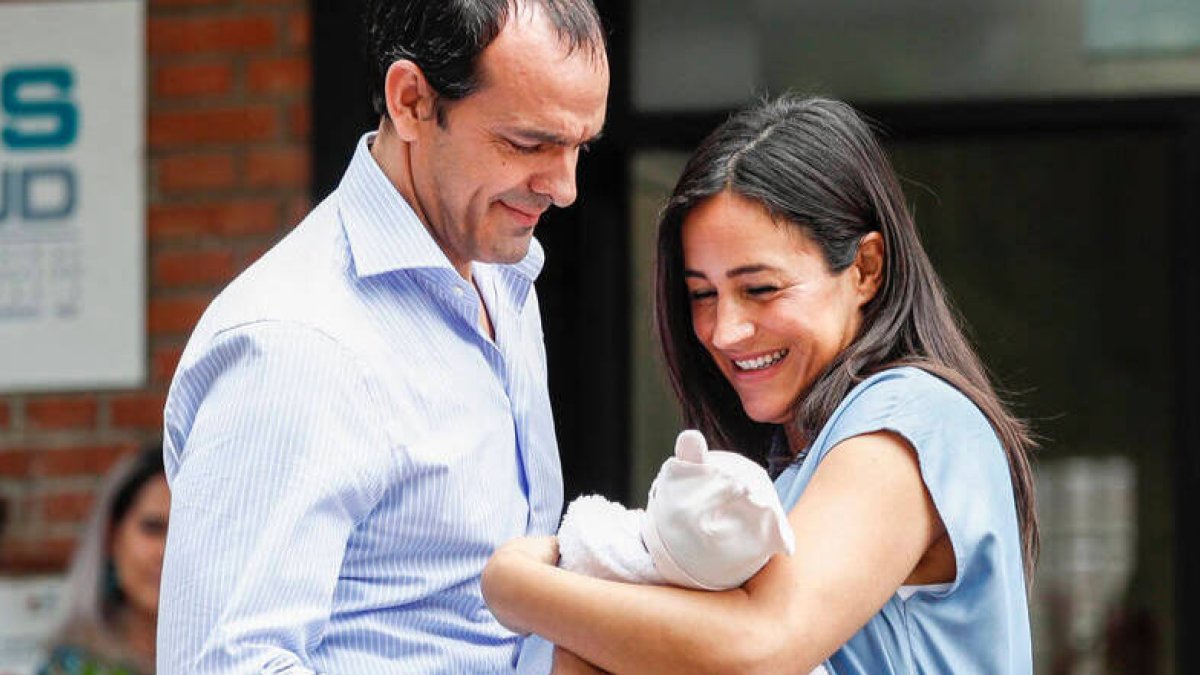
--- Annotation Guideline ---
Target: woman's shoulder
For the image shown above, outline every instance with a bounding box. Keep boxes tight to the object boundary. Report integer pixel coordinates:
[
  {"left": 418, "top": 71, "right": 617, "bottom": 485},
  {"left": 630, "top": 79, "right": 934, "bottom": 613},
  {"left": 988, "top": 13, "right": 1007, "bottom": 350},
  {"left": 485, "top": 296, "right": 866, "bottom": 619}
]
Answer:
[{"left": 835, "top": 366, "right": 985, "bottom": 429}]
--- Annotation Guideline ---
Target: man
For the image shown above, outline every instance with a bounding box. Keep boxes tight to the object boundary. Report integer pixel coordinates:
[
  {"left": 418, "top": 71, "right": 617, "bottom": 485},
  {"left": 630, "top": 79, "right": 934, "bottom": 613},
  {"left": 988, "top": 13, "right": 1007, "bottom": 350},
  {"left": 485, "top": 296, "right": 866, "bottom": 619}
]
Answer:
[{"left": 156, "top": 1, "right": 608, "bottom": 672}]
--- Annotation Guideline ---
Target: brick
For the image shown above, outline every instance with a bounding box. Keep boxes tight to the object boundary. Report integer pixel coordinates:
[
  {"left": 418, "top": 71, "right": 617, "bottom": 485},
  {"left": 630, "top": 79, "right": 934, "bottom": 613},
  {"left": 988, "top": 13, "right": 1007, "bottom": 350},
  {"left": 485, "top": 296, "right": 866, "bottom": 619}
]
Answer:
[
  {"left": 40, "top": 491, "right": 95, "bottom": 524},
  {"left": 111, "top": 392, "right": 168, "bottom": 430},
  {"left": 0, "top": 448, "right": 34, "bottom": 477},
  {"left": 0, "top": 536, "right": 76, "bottom": 573},
  {"left": 149, "top": 295, "right": 212, "bottom": 335},
  {"left": 26, "top": 397, "right": 97, "bottom": 431},
  {"left": 152, "top": 345, "right": 185, "bottom": 384},
  {"left": 248, "top": 57, "right": 309, "bottom": 95},
  {"left": 246, "top": 147, "right": 309, "bottom": 189},
  {"left": 287, "top": 10, "right": 310, "bottom": 50},
  {"left": 149, "top": 199, "right": 279, "bottom": 240},
  {"left": 154, "top": 249, "right": 235, "bottom": 288},
  {"left": 37, "top": 444, "right": 135, "bottom": 477},
  {"left": 0, "top": 401, "right": 9, "bottom": 430},
  {"left": 158, "top": 152, "right": 237, "bottom": 193},
  {"left": 149, "top": 106, "right": 279, "bottom": 147},
  {"left": 284, "top": 195, "right": 312, "bottom": 228},
  {"left": 289, "top": 101, "right": 310, "bottom": 140},
  {"left": 150, "top": 0, "right": 233, "bottom": 7},
  {"left": 154, "top": 62, "right": 235, "bottom": 99},
  {"left": 148, "top": 16, "right": 279, "bottom": 55},
  {"left": 243, "top": 243, "right": 274, "bottom": 265}
]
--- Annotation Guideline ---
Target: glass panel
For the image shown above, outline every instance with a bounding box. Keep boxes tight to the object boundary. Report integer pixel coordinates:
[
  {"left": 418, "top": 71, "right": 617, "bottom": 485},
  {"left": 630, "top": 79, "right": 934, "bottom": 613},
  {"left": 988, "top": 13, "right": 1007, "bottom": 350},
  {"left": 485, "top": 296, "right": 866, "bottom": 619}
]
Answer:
[
  {"left": 634, "top": 0, "right": 1200, "bottom": 111},
  {"left": 628, "top": 152, "right": 688, "bottom": 504},
  {"left": 889, "top": 132, "right": 1175, "bottom": 673}
]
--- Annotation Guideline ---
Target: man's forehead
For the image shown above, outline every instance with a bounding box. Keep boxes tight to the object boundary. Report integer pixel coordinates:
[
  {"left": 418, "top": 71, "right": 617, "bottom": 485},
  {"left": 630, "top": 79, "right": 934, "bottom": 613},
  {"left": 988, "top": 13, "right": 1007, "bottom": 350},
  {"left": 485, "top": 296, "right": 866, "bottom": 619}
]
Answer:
[{"left": 478, "top": 1, "right": 608, "bottom": 82}]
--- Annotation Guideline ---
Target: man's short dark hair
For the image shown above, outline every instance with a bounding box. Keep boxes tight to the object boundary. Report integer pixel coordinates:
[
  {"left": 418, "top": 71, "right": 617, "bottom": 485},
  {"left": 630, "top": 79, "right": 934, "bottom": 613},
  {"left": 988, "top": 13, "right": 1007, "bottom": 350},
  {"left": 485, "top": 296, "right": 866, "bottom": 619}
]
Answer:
[{"left": 364, "top": 0, "right": 606, "bottom": 122}]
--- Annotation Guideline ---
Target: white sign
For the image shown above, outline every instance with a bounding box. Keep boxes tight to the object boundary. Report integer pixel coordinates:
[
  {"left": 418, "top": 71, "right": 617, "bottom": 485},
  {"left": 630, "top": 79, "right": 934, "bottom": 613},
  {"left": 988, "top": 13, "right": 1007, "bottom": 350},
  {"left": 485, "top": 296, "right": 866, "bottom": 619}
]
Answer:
[
  {"left": 0, "top": 0, "right": 145, "bottom": 392},
  {"left": 0, "top": 576, "right": 65, "bottom": 675}
]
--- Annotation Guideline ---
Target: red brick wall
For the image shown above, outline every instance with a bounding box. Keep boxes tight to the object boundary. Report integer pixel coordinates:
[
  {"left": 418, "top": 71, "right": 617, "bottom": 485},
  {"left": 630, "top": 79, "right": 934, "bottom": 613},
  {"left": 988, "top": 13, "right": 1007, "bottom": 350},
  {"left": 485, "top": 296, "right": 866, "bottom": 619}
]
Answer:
[{"left": 0, "top": 0, "right": 312, "bottom": 573}]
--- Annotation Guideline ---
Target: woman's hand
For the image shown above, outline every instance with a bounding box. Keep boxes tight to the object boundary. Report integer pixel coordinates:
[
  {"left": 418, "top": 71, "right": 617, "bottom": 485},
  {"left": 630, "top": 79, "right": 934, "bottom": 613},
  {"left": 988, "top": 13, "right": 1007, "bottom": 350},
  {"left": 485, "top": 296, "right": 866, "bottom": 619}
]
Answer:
[{"left": 483, "top": 535, "right": 560, "bottom": 634}]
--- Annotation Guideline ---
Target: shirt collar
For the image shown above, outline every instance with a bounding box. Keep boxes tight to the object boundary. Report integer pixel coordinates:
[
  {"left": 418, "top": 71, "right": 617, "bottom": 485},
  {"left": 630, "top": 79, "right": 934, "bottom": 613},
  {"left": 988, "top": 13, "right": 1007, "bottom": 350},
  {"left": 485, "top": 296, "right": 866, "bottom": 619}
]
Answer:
[{"left": 337, "top": 132, "right": 545, "bottom": 282}]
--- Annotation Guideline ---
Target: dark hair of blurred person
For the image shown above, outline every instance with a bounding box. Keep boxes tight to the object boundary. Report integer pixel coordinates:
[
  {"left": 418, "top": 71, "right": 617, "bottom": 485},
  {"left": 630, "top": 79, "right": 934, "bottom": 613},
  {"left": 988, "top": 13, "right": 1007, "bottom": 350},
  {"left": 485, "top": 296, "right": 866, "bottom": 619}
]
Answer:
[{"left": 41, "top": 445, "right": 168, "bottom": 675}]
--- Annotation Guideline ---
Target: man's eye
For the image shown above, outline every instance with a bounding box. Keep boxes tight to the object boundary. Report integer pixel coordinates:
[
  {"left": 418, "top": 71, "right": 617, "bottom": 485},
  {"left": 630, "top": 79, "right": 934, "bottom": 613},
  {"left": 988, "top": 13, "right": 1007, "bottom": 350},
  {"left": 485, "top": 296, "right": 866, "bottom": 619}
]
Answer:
[
  {"left": 747, "top": 286, "right": 778, "bottom": 296},
  {"left": 508, "top": 140, "right": 542, "bottom": 154}
]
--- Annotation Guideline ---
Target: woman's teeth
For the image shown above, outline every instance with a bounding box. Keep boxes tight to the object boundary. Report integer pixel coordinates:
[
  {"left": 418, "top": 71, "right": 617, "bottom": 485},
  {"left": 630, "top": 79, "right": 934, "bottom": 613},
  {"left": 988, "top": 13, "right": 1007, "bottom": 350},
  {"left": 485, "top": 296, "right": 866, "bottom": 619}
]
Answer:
[{"left": 734, "top": 349, "right": 788, "bottom": 371}]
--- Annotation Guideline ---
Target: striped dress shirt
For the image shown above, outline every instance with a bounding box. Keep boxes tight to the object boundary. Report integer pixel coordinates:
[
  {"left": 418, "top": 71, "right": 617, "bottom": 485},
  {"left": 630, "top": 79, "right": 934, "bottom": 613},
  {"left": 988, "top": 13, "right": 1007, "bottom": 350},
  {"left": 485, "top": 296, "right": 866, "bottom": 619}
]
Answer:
[{"left": 158, "top": 133, "right": 563, "bottom": 674}]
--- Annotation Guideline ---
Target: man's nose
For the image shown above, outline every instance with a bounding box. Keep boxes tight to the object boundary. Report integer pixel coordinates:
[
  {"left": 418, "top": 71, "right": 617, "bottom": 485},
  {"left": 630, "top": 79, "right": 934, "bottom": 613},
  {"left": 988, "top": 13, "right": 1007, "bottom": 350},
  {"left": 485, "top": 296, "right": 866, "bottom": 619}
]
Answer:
[{"left": 531, "top": 147, "right": 579, "bottom": 208}]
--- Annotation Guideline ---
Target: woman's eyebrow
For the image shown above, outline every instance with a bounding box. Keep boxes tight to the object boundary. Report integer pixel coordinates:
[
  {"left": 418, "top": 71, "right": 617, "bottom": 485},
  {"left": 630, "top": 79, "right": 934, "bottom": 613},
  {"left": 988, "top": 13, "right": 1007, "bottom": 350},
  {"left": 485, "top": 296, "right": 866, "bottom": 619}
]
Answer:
[
  {"left": 683, "top": 264, "right": 780, "bottom": 280},
  {"left": 726, "top": 264, "right": 778, "bottom": 278}
]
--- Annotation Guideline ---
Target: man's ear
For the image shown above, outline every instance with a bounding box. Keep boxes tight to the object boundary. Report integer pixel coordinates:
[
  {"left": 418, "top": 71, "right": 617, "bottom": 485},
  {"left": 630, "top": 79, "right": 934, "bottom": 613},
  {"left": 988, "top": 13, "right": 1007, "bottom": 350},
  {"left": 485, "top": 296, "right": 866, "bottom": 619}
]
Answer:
[
  {"left": 853, "top": 231, "right": 885, "bottom": 307},
  {"left": 383, "top": 60, "right": 437, "bottom": 142}
]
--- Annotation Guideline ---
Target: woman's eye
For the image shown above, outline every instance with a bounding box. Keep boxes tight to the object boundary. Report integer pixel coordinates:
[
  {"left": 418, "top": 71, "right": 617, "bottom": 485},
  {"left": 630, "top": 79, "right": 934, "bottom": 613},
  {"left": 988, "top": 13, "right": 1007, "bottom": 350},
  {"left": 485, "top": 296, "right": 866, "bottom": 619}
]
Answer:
[
  {"left": 747, "top": 286, "right": 778, "bottom": 296},
  {"left": 140, "top": 517, "right": 168, "bottom": 536},
  {"left": 688, "top": 289, "right": 716, "bottom": 302}
]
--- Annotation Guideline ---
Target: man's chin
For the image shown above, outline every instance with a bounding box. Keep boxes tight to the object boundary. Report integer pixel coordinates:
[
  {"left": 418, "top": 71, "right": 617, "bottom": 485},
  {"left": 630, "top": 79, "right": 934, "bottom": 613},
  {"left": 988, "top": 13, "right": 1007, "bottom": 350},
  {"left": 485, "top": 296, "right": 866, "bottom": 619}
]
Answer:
[{"left": 483, "top": 238, "right": 534, "bottom": 265}]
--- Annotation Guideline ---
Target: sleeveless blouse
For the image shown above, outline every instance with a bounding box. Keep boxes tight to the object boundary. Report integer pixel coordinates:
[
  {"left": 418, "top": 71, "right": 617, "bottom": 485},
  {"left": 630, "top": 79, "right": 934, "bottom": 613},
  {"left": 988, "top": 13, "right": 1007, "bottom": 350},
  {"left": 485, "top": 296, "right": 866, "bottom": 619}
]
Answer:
[{"left": 772, "top": 367, "right": 1032, "bottom": 674}]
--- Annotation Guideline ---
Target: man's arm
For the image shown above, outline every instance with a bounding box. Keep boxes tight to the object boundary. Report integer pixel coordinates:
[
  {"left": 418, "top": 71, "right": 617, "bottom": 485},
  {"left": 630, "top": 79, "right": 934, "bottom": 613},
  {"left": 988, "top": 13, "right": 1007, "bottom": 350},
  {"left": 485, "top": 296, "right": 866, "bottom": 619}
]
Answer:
[{"left": 159, "top": 324, "right": 397, "bottom": 673}]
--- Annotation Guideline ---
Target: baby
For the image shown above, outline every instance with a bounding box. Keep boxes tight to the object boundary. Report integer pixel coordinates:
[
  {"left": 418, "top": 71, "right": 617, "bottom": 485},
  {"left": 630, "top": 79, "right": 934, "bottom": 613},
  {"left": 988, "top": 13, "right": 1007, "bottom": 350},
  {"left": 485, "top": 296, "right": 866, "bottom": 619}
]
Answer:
[
  {"left": 557, "top": 431, "right": 830, "bottom": 674},
  {"left": 558, "top": 429, "right": 795, "bottom": 590}
]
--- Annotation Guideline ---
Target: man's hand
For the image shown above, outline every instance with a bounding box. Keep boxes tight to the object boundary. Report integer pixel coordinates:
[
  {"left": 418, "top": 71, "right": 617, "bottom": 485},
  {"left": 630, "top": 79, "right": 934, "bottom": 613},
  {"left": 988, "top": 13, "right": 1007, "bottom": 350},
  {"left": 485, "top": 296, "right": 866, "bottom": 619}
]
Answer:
[
  {"left": 495, "top": 535, "right": 560, "bottom": 566},
  {"left": 482, "top": 536, "right": 560, "bottom": 634}
]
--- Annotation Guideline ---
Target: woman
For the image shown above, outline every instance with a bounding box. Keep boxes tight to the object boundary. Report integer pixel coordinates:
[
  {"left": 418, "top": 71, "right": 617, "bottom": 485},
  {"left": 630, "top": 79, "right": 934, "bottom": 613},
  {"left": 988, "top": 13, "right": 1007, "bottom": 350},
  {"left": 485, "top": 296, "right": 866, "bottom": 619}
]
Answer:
[
  {"left": 483, "top": 95, "right": 1037, "bottom": 674},
  {"left": 42, "top": 446, "right": 169, "bottom": 675}
]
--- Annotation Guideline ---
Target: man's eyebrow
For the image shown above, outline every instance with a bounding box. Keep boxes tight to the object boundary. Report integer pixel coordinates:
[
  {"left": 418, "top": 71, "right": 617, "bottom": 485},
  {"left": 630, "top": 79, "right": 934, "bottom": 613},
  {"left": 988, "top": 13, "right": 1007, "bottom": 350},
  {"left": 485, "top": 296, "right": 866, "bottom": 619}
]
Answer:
[{"left": 508, "top": 128, "right": 605, "bottom": 147}]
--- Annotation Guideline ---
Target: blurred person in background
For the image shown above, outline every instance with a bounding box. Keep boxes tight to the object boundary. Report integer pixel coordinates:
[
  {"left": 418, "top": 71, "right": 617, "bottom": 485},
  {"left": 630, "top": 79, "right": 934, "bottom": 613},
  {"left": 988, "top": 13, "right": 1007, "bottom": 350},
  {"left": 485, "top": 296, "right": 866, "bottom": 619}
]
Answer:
[{"left": 40, "top": 445, "right": 168, "bottom": 675}]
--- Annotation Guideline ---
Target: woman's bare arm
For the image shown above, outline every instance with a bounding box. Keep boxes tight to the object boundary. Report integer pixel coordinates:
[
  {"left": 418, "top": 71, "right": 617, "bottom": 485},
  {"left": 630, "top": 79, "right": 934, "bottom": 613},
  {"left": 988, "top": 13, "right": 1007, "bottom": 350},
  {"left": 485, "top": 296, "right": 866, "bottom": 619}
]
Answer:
[
  {"left": 552, "top": 647, "right": 610, "bottom": 674},
  {"left": 482, "top": 431, "right": 947, "bottom": 675}
]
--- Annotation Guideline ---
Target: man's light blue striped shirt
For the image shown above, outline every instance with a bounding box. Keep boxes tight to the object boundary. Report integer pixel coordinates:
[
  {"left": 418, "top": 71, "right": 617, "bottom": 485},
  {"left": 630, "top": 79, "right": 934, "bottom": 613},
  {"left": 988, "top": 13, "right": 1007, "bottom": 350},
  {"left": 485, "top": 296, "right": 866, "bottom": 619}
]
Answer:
[{"left": 158, "top": 133, "right": 563, "bottom": 674}]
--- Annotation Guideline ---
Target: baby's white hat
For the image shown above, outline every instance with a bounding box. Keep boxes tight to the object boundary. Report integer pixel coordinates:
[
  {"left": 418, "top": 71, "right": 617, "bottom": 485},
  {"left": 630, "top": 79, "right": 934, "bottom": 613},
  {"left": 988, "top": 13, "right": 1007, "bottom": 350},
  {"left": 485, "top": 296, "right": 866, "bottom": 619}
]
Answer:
[{"left": 642, "top": 430, "right": 796, "bottom": 590}]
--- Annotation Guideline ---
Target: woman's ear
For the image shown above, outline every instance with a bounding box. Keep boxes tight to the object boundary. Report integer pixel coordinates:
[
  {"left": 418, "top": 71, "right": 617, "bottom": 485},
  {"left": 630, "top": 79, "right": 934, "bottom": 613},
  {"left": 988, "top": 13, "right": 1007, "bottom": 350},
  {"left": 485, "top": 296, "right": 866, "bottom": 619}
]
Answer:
[
  {"left": 383, "top": 60, "right": 437, "bottom": 142},
  {"left": 853, "top": 231, "right": 885, "bottom": 306}
]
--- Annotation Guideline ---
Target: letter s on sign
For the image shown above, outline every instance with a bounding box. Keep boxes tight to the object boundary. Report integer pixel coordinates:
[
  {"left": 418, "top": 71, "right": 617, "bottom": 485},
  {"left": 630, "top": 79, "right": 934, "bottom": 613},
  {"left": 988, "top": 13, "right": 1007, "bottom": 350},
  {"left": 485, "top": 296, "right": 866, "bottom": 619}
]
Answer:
[{"left": 2, "top": 66, "right": 78, "bottom": 151}]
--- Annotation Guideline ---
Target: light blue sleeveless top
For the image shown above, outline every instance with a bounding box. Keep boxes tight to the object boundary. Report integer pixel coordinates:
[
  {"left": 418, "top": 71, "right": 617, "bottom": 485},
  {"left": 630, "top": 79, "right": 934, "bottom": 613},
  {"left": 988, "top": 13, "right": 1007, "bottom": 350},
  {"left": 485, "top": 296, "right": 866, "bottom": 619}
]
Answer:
[{"left": 772, "top": 367, "right": 1032, "bottom": 674}]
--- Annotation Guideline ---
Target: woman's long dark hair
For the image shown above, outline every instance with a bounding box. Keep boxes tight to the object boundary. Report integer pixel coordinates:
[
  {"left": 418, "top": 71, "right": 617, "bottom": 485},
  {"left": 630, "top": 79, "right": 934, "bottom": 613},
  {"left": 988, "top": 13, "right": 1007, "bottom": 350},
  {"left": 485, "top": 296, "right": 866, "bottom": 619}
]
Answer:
[{"left": 655, "top": 95, "right": 1039, "bottom": 580}]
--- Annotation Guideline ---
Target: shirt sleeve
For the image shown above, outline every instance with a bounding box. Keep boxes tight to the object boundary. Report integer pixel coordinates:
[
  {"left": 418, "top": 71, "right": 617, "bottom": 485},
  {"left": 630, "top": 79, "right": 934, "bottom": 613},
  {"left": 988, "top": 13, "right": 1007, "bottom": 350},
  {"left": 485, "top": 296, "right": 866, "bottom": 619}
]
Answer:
[{"left": 158, "top": 322, "right": 398, "bottom": 674}]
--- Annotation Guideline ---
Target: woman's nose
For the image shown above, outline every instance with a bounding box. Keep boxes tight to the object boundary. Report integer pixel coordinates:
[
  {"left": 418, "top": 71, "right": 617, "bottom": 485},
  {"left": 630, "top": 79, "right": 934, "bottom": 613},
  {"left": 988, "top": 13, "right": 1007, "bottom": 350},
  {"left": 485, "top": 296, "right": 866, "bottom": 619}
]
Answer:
[{"left": 711, "top": 301, "right": 754, "bottom": 349}]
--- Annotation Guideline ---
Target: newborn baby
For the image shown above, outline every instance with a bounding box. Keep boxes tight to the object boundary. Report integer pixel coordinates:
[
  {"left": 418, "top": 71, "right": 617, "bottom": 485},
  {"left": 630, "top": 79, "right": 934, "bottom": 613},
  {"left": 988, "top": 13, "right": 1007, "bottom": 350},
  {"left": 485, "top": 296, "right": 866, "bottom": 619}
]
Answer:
[
  {"left": 558, "top": 429, "right": 795, "bottom": 590},
  {"left": 557, "top": 431, "right": 833, "bottom": 674}
]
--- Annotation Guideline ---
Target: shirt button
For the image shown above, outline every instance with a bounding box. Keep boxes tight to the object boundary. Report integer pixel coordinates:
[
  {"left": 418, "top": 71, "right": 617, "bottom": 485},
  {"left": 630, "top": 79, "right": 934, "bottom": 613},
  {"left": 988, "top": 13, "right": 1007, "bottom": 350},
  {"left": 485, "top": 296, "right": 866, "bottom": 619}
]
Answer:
[{"left": 453, "top": 287, "right": 465, "bottom": 297}]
